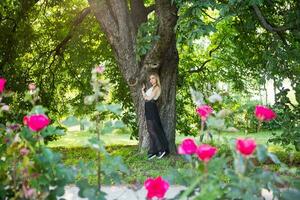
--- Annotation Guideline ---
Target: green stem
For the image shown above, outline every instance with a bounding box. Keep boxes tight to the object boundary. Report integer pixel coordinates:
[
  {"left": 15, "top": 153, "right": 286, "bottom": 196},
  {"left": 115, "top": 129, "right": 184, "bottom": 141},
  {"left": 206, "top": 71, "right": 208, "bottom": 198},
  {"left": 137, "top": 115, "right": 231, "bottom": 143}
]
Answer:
[
  {"left": 204, "top": 162, "right": 208, "bottom": 183},
  {"left": 13, "top": 152, "right": 17, "bottom": 192},
  {"left": 200, "top": 120, "right": 205, "bottom": 143},
  {"left": 96, "top": 114, "right": 101, "bottom": 190},
  {"left": 257, "top": 121, "right": 262, "bottom": 132},
  {"left": 244, "top": 157, "right": 248, "bottom": 173},
  {"left": 179, "top": 176, "right": 202, "bottom": 200}
]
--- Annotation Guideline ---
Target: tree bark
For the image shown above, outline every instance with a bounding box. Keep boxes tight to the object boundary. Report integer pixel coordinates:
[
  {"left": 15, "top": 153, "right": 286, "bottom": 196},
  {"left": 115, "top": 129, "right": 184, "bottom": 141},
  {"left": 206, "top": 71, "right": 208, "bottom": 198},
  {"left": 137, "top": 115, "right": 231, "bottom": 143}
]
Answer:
[{"left": 88, "top": 0, "right": 178, "bottom": 153}]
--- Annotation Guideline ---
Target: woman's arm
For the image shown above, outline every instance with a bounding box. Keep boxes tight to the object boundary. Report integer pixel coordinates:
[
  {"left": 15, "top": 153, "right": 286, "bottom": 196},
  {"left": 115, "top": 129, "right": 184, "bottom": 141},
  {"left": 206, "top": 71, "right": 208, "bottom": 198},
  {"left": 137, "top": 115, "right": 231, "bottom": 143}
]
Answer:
[
  {"left": 141, "top": 84, "right": 147, "bottom": 99},
  {"left": 143, "top": 87, "right": 160, "bottom": 101}
]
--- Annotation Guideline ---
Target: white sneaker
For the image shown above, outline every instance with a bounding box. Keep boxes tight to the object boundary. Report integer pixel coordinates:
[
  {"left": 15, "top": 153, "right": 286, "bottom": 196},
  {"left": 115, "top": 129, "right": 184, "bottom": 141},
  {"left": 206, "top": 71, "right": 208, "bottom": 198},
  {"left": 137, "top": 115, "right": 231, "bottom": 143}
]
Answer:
[
  {"left": 147, "top": 154, "right": 156, "bottom": 160},
  {"left": 157, "top": 151, "right": 166, "bottom": 159}
]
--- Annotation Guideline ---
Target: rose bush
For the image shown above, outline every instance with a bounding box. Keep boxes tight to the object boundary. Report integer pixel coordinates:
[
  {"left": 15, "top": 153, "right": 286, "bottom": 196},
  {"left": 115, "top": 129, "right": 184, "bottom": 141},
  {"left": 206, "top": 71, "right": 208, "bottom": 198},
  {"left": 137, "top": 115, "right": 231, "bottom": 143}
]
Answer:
[
  {"left": 0, "top": 67, "right": 128, "bottom": 200},
  {"left": 161, "top": 94, "right": 299, "bottom": 199}
]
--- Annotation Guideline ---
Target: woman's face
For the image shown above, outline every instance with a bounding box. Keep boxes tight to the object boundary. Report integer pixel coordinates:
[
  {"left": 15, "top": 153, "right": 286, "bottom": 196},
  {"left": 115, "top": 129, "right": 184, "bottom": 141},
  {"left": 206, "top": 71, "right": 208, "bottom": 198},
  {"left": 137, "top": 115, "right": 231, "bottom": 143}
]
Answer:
[{"left": 149, "top": 75, "right": 157, "bottom": 86}]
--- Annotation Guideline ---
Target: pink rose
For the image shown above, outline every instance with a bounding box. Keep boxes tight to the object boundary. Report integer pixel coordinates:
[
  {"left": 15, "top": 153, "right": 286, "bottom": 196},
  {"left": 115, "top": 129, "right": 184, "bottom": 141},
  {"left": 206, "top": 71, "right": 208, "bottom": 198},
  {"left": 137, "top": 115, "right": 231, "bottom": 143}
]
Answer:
[
  {"left": 236, "top": 138, "right": 257, "bottom": 156},
  {"left": 178, "top": 138, "right": 197, "bottom": 155},
  {"left": 0, "top": 78, "right": 7, "bottom": 93},
  {"left": 144, "top": 176, "right": 169, "bottom": 199},
  {"left": 196, "top": 105, "right": 213, "bottom": 121},
  {"left": 26, "top": 114, "right": 50, "bottom": 132},
  {"left": 255, "top": 105, "right": 276, "bottom": 122},
  {"left": 20, "top": 148, "right": 30, "bottom": 156},
  {"left": 196, "top": 144, "right": 217, "bottom": 163}
]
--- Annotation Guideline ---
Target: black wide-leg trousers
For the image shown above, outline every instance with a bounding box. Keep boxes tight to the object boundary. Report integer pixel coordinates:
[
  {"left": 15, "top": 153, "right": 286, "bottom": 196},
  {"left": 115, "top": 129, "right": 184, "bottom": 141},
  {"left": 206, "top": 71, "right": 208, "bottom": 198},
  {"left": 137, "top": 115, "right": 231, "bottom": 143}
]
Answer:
[{"left": 145, "top": 100, "right": 169, "bottom": 155}]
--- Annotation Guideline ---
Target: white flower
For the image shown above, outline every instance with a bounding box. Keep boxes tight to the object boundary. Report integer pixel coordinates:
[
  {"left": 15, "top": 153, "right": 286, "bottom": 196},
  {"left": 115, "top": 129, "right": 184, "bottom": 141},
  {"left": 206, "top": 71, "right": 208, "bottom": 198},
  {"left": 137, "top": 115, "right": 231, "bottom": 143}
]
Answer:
[
  {"left": 189, "top": 87, "right": 205, "bottom": 106},
  {"left": 13, "top": 134, "right": 21, "bottom": 143},
  {"left": 1, "top": 105, "right": 9, "bottom": 111},
  {"left": 208, "top": 93, "right": 222, "bottom": 103},
  {"left": 84, "top": 95, "right": 95, "bottom": 105},
  {"left": 225, "top": 127, "right": 239, "bottom": 132},
  {"left": 216, "top": 109, "right": 232, "bottom": 118}
]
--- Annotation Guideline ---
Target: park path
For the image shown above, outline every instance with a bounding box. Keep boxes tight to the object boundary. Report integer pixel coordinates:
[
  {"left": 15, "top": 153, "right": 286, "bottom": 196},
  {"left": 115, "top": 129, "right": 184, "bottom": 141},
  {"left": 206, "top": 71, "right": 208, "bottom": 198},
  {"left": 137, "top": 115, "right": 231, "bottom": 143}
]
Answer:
[{"left": 60, "top": 185, "right": 275, "bottom": 200}]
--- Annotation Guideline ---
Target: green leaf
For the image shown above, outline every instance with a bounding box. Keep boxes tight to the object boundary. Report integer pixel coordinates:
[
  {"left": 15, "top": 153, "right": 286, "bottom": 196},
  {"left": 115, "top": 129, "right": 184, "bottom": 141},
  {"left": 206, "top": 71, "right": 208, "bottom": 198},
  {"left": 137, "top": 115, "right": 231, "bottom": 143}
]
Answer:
[
  {"left": 40, "top": 126, "right": 65, "bottom": 138},
  {"left": 62, "top": 116, "right": 80, "bottom": 127},
  {"left": 281, "top": 189, "right": 300, "bottom": 200},
  {"left": 77, "top": 180, "right": 93, "bottom": 198},
  {"left": 207, "top": 117, "right": 226, "bottom": 131},
  {"left": 80, "top": 119, "right": 93, "bottom": 130},
  {"left": 88, "top": 137, "right": 107, "bottom": 153},
  {"left": 102, "top": 120, "right": 125, "bottom": 134},
  {"left": 50, "top": 186, "right": 65, "bottom": 197},
  {"left": 38, "top": 147, "right": 61, "bottom": 164},
  {"left": 234, "top": 154, "right": 246, "bottom": 174},
  {"left": 96, "top": 104, "right": 122, "bottom": 114},
  {"left": 82, "top": 188, "right": 96, "bottom": 199},
  {"left": 29, "top": 105, "right": 48, "bottom": 114},
  {"left": 179, "top": 176, "right": 202, "bottom": 199},
  {"left": 256, "top": 144, "right": 268, "bottom": 162},
  {"left": 268, "top": 152, "right": 281, "bottom": 164}
]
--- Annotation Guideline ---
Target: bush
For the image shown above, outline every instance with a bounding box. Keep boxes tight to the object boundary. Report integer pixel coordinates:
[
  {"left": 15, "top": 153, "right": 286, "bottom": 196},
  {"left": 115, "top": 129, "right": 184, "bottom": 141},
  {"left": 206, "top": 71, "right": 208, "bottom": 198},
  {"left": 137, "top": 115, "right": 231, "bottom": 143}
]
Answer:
[{"left": 0, "top": 67, "right": 129, "bottom": 199}]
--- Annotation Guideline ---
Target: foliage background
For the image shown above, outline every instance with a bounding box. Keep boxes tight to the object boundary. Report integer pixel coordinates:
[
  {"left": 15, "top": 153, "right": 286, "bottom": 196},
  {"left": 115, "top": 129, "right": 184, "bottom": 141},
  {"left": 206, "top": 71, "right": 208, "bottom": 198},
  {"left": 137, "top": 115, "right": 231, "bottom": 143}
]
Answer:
[{"left": 1, "top": 0, "right": 299, "bottom": 148}]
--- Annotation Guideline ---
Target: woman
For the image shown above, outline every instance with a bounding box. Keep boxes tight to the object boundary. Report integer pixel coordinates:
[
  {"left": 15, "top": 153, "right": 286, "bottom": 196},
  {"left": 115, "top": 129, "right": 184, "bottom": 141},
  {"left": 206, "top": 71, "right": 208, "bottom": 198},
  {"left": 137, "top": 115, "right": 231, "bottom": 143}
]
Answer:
[{"left": 142, "top": 73, "right": 169, "bottom": 160}]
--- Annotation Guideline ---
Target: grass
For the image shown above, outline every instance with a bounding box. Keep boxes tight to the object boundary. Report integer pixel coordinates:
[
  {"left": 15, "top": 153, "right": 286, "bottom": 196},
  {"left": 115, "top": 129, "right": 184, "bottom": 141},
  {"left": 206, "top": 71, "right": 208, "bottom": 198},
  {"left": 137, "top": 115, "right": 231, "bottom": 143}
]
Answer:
[
  {"left": 52, "top": 145, "right": 191, "bottom": 185},
  {"left": 48, "top": 129, "right": 299, "bottom": 185},
  {"left": 52, "top": 144, "right": 300, "bottom": 186},
  {"left": 47, "top": 130, "right": 138, "bottom": 148},
  {"left": 48, "top": 128, "right": 281, "bottom": 148}
]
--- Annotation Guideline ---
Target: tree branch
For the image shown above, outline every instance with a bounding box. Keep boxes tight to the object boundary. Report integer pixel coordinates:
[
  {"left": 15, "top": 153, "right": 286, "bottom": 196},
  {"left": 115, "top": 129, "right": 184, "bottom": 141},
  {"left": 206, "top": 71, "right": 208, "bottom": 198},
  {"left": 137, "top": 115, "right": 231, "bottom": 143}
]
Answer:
[
  {"left": 143, "top": 0, "right": 178, "bottom": 67},
  {"left": 146, "top": 5, "right": 155, "bottom": 14},
  {"left": 252, "top": 4, "right": 290, "bottom": 44},
  {"left": 88, "top": 0, "right": 138, "bottom": 83},
  {"left": 190, "top": 36, "right": 226, "bottom": 73},
  {"left": 52, "top": 7, "right": 91, "bottom": 56},
  {"left": 200, "top": 8, "right": 217, "bottom": 21},
  {"left": 105, "top": 0, "right": 119, "bottom": 28},
  {"left": 129, "top": 0, "right": 147, "bottom": 28},
  {"left": 88, "top": 0, "right": 119, "bottom": 44},
  {"left": 189, "top": 59, "right": 211, "bottom": 73},
  {"left": 209, "top": 36, "right": 226, "bottom": 57},
  {"left": 252, "top": 5, "right": 284, "bottom": 32}
]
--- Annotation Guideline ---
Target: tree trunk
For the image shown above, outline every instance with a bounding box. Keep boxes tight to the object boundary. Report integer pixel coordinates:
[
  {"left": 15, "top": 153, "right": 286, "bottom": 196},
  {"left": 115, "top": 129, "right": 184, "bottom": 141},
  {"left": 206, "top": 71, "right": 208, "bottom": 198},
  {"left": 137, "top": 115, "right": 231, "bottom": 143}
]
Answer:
[
  {"left": 135, "top": 38, "right": 178, "bottom": 153},
  {"left": 88, "top": 0, "right": 178, "bottom": 153},
  {"left": 156, "top": 39, "right": 178, "bottom": 153}
]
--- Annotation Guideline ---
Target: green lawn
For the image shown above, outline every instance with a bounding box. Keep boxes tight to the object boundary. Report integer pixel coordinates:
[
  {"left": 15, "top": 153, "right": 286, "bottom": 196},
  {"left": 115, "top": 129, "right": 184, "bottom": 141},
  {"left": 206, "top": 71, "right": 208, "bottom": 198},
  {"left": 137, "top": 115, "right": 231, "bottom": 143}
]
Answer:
[
  {"left": 52, "top": 145, "right": 191, "bottom": 184},
  {"left": 52, "top": 144, "right": 300, "bottom": 185},
  {"left": 47, "top": 130, "right": 138, "bottom": 148},
  {"left": 48, "top": 128, "right": 282, "bottom": 149},
  {"left": 49, "top": 129, "right": 299, "bottom": 185}
]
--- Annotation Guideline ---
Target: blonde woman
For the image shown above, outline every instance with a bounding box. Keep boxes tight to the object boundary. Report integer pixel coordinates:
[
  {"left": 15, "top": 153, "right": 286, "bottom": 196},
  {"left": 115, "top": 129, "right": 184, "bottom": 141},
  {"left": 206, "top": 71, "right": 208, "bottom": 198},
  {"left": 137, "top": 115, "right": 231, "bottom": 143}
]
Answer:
[{"left": 142, "top": 73, "right": 169, "bottom": 160}]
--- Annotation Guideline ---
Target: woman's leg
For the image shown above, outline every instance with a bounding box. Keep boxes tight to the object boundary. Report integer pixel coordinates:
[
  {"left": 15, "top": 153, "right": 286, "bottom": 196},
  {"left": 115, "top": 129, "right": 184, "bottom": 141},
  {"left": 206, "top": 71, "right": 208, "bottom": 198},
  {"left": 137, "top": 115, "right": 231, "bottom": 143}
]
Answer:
[
  {"left": 152, "top": 119, "right": 169, "bottom": 153},
  {"left": 145, "top": 101, "right": 169, "bottom": 155},
  {"left": 147, "top": 120, "right": 162, "bottom": 155}
]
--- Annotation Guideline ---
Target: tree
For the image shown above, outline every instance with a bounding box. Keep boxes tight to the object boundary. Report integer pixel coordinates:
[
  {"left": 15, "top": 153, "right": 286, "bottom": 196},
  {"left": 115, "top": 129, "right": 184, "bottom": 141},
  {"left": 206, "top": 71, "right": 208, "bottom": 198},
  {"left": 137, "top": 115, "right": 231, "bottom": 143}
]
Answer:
[
  {"left": 174, "top": 0, "right": 300, "bottom": 149},
  {"left": 2, "top": 0, "right": 299, "bottom": 152},
  {"left": 87, "top": 0, "right": 178, "bottom": 152}
]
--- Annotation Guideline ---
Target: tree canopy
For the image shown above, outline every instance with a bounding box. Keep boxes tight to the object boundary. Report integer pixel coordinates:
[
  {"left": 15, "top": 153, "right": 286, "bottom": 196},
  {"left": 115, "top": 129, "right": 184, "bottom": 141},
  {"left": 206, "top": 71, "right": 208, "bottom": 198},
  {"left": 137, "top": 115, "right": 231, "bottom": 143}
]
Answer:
[{"left": 1, "top": 0, "right": 299, "bottom": 149}]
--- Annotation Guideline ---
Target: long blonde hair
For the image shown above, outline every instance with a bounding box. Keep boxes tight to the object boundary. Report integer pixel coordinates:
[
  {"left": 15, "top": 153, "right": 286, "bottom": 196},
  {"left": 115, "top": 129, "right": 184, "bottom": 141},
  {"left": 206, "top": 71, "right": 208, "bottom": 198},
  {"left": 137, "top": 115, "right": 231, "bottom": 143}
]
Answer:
[
  {"left": 149, "top": 72, "right": 161, "bottom": 88},
  {"left": 149, "top": 72, "right": 161, "bottom": 98}
]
